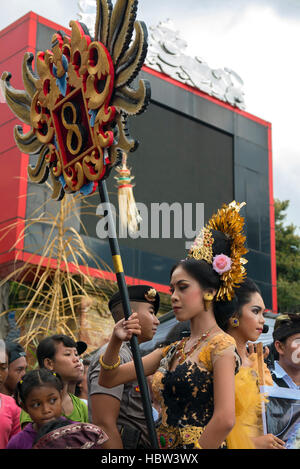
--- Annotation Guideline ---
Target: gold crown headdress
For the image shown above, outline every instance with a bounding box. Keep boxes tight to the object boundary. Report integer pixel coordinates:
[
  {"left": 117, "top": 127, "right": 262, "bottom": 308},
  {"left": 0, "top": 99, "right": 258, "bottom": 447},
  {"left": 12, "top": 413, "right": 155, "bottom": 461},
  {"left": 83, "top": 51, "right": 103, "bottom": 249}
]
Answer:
[{"left": 187, "top": 201, "right": 248, "bottom": 301}]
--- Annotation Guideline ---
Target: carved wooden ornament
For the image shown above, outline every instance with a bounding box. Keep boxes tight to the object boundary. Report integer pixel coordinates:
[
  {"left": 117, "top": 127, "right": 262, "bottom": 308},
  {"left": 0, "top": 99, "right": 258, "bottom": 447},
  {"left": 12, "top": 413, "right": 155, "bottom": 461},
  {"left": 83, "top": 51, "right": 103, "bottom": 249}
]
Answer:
[{"left": 1, "top": 0, "right": 150, "bottom": 200}]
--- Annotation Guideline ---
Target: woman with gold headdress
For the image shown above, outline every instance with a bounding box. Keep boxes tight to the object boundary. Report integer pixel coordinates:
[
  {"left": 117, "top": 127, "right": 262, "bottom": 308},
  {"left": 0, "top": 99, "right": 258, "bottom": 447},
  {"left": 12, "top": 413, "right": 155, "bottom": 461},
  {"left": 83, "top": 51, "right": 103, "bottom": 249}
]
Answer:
[{"left": 98, "top": 201, "right": 249, "bottom": 449}]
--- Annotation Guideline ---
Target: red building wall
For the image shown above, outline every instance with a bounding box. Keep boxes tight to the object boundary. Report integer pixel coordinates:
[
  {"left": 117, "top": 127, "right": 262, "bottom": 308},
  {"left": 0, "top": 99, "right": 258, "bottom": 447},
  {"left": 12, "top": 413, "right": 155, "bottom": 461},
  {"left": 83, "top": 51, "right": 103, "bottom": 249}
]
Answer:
[{"left": 0, "top": 13, "right": 35, "bottom": 274}]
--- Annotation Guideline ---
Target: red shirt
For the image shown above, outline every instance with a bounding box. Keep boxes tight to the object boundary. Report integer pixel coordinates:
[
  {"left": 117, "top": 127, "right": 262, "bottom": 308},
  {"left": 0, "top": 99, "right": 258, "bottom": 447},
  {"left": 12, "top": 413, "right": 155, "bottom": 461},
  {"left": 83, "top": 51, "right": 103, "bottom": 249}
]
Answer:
[{"left": 0, "top": 393, "right": 21, "bottom": 449}]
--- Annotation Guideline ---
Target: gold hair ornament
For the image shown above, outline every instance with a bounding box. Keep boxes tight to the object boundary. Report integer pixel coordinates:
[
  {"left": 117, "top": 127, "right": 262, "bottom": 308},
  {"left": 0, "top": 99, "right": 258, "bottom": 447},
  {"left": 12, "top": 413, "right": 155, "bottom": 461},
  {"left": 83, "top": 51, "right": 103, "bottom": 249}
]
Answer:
[
  {"left": 188, "top": 228, "right": 214, "bottom": 264},
  {"left": 187, "top": 201, "right": 248, "bottom": 302}
]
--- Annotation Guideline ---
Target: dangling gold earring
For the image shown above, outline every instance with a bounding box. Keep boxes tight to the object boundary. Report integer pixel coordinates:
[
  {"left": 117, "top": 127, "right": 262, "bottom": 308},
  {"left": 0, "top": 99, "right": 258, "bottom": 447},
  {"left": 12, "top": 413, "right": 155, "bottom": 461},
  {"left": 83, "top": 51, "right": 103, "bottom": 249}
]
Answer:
[
  {"left": 229, "top": 317, "right": 239, "bottom": 328},
  {"left": 203, "top": 293, "right": 214, "bottom": 311}
]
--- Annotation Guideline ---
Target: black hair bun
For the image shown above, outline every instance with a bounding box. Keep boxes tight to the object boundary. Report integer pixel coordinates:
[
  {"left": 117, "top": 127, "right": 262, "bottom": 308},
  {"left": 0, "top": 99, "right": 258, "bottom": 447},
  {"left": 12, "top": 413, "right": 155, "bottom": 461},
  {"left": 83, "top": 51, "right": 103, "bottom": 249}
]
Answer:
[
  {"left": 214, "top": 297, "right": 238, "bottom": 330},
  {"left": 211, "top": 229, "right": 231, "bottom": 257}
]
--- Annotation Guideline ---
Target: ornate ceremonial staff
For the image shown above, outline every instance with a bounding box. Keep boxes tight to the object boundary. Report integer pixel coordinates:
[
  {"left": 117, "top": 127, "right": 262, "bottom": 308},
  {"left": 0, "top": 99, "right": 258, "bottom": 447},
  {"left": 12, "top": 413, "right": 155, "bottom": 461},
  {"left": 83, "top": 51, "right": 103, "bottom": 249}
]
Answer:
[{"left": 1, "top": 0, "right": 158, "bottom": 448}]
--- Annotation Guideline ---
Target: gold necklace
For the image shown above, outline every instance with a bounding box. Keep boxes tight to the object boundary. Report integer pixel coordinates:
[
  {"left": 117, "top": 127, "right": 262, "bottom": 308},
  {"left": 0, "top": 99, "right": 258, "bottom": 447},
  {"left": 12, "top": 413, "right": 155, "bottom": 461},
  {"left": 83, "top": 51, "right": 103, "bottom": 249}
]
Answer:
[{"left": 176, "top": 326, "right": 215, "bottom": 364}]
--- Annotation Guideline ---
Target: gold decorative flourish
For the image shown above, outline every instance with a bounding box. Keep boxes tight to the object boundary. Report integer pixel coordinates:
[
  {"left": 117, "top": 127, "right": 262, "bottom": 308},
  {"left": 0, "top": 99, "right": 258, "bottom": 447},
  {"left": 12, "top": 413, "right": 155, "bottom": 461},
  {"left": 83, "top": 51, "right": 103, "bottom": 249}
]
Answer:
[
  {"left": 69, "top": 21, "right": 90, "bottom": 83},
  {"left": 83, "top": 150, "right": 104, "bottom": 181},
  {"left": 36, "top": 51, "right": 61, "bottom": 110}
]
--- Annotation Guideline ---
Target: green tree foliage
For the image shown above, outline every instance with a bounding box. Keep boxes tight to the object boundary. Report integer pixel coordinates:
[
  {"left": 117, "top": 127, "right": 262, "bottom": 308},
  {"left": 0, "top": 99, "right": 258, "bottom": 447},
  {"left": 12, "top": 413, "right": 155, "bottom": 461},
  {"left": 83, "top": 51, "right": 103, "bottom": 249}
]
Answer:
[{"left": 275, "top": 199, "right": 300, "bottom": 312}]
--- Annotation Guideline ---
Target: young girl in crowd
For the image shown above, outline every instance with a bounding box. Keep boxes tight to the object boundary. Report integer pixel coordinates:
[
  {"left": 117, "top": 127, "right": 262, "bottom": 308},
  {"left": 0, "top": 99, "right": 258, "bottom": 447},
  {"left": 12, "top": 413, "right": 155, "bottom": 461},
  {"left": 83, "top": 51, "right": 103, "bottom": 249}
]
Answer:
[
  {"left": 225, "top": 278, "right": 286, "bottom": 450},
  {"left": 20, "top": 335, "right": 88, "bottom": 428},
  {"left": 0, "top": 340, "right": 21, "bottom": 449},
  {"left": 99, "top": 202, "right": 248, "bottom": 449},
  {"left": 6, "top": 368, "right": 65, "bottom": 449}
]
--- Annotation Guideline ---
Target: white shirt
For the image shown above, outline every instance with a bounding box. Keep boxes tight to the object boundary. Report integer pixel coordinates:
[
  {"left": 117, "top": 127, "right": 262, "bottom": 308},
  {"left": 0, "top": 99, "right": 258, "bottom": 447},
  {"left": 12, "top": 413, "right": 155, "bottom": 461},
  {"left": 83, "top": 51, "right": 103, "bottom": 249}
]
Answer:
[{"left": 273, "top": 361, "right": 300, "bottom": 390}]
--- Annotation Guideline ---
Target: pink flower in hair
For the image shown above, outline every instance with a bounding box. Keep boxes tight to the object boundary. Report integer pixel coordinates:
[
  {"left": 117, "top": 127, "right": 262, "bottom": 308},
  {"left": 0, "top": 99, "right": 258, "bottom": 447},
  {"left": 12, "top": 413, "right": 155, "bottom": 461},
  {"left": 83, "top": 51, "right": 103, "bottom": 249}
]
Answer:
[{"left": 212, "top": 254, "right": 232, "bottom": 275}]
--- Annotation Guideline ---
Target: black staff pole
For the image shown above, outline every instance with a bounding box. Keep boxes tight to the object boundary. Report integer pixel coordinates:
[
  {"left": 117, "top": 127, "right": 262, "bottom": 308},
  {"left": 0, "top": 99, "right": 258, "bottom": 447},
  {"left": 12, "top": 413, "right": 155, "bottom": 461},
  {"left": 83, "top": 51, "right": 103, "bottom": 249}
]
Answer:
[{"left": 98, "top": 179, "right": 159, "bottom": 449}]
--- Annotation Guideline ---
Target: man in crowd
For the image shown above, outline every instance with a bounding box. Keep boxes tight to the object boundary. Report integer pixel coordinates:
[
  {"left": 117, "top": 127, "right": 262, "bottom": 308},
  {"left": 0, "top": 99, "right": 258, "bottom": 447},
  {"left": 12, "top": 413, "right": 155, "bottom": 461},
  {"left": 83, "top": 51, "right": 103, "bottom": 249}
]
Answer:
[
  {"left": 88, "top": 285, "right": 160, "bottom": 449},
  {"left": 271, "top": 313, "right": 300, "bottom": 389},
  {"left": 20, "top": 334, "right": 89, "bottom": 427},
  {"left": 0, "top": 342, "right": 27, "bottom": 396}
]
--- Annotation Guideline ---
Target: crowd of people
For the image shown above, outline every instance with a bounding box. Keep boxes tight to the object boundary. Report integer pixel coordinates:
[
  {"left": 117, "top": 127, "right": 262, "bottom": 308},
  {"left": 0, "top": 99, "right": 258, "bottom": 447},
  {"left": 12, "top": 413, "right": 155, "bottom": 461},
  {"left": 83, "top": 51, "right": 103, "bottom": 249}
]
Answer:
[{"left": 0, "top": 201, "right": 300, "bottom": 450}]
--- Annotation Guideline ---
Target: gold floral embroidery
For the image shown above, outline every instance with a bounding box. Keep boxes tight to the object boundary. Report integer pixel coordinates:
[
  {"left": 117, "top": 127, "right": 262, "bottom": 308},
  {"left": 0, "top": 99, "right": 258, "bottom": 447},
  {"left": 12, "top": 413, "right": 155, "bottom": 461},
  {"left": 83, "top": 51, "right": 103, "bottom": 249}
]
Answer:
[
  {"left": 156, "top": 424, "right": 205, "bottom": 449},
  {"left": 198, "top": 344, "right": 212, "bottom": 372},
  {"left": 161, "top": 344, "right": 174, "bottom": 358},
  {"left": 152, "top": 334, "right": 239, "bottom": 443},
  {"left": 152, "top": 369, "right": 170, "bottom": 425},
  {"left": 198, "top": 332, "right": 237, "bottom": 372}
]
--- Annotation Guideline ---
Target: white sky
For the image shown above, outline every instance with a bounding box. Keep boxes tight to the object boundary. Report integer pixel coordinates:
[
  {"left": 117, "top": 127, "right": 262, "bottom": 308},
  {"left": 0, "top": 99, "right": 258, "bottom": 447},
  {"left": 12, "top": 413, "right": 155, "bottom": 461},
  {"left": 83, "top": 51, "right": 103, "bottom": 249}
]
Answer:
[{"left": 1, "top": 0, "right": 299, "bottom": 228}]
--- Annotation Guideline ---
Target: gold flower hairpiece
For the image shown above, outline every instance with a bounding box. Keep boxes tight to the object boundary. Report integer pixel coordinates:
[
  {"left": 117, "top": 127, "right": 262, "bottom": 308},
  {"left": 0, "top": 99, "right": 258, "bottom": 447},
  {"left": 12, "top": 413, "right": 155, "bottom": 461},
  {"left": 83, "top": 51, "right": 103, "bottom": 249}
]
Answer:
[{"left": 187, "top": 228, "right": 214, "bottom": 264}]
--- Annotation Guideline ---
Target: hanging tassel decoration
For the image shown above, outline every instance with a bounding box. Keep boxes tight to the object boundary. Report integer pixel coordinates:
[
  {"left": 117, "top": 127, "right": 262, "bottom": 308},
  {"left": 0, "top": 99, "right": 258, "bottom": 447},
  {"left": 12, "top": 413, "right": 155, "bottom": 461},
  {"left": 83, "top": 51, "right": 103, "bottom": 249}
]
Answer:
[{"left": 115, "top": 153, "right": 142, "bottom": 234}]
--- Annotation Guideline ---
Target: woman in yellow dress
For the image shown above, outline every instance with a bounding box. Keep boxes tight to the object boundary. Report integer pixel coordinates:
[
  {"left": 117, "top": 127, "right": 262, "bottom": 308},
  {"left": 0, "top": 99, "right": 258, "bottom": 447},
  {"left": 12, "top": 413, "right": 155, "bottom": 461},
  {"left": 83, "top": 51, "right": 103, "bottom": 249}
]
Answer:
[
  {"left": 99, "top": 202, "right": 249, "bottom": 449},
  {"left": 225, "top": 278, "right": 286, "bottom": 449}
]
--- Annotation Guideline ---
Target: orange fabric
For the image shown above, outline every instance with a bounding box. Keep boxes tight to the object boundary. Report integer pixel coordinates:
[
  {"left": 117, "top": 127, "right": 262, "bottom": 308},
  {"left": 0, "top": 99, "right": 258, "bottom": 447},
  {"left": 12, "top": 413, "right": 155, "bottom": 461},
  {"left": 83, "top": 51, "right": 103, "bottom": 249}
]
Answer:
[{"left": 227, "top": 353, "right": 273, "bottom": 449}]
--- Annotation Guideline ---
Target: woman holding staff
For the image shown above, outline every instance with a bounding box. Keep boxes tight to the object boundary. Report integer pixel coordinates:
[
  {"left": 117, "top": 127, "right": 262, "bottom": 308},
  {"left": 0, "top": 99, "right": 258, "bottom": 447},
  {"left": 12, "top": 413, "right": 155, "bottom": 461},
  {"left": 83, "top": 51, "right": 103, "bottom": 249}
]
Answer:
[{"left": 99, "top": 201, "right": 250, "bottom": 449}]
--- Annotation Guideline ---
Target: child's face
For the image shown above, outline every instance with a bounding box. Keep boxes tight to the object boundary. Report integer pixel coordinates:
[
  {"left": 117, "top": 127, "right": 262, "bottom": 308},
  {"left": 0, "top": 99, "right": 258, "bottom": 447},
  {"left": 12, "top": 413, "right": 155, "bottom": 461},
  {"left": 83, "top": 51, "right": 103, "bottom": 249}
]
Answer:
[{"left": 24, "top": 385, "right": 62, "bottom": 429}]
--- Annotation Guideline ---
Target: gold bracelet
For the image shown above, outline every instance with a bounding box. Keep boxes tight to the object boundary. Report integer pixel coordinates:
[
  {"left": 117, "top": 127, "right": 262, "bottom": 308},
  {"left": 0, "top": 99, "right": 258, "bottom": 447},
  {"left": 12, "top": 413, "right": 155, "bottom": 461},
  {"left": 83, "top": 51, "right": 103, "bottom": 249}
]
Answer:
[
  {"left": 99, "top": 354, "right": 121, "bottom": 370},
  {"left": 194, "top": 440, "right": 202, "bottom": 449}
]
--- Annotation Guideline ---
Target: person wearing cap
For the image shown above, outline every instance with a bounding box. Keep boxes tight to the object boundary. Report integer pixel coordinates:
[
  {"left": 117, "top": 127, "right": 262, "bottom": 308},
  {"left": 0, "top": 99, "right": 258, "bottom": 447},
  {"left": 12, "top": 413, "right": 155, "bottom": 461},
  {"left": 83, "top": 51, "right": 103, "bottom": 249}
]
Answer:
[
  {"left": 20, "top": 335, "right": 89, "bottom": 428},
  {"left": 87, "top": 285, "right": 160, "bottom": 449},
  {"left": 0, "top": 342, "right": 27, "bottom": 397},
  {"left": 271, "top": 313, "right": 300, "bottom": 389}
]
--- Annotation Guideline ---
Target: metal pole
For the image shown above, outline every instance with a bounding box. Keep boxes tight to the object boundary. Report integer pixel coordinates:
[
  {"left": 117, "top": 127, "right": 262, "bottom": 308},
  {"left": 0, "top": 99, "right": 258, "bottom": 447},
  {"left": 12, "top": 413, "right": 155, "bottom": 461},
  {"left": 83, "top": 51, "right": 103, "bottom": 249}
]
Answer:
[{"left": 98, "top": 179, "right": 159, "bottom": 449}]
